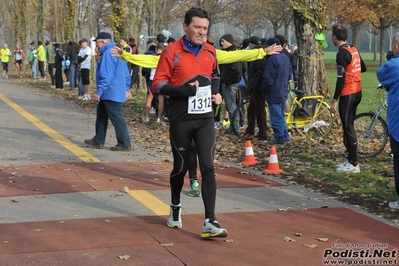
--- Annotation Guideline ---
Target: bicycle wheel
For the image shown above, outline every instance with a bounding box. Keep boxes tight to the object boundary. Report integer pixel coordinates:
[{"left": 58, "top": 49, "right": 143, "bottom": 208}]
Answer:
[
  {"left": 354, "top": 112, "right": 389, "bottom": 158},
  {"left": 294, "top": 100, "right": 333, "bottom": 138},
  {"left": 232, "top": 100, "right": 249, "bottom": 135}
]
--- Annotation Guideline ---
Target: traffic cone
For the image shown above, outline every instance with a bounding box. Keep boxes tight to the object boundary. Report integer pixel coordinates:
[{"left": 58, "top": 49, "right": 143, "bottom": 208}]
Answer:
[
  {"left": 241, "top": 140, "right": 258, "bottom": 166},
  {"left": 263, "top": 146, "right": 284, "bottom": 174}
]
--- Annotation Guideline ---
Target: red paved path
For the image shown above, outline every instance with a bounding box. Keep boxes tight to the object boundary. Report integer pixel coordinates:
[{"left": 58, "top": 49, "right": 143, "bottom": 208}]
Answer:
[{"left": 0, "top": 162, "right": 398, "bottom": 266}]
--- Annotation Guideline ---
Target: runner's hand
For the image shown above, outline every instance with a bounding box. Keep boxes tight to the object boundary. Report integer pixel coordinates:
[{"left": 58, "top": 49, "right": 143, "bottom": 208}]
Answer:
[
  {"left": 212, "top": 93, "right": 222, "bottom": 105},
  {"left": 189, "top": 80, "right": 199, "bottom": 90}
]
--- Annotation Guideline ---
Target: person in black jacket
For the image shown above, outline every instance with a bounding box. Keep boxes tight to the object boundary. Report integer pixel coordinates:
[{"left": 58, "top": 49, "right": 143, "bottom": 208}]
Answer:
[
  {"left": 219, "top": 33, "right": 243, "bottom": 135},
  {"left": 245, "top": 36, "right": 267, "bottom": 141},
  {"left": 54, "top": 43, "right": 64, "bottom": 90}
]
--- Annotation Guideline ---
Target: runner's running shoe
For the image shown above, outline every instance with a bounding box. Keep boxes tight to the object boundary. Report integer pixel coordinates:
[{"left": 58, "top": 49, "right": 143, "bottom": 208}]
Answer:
[
  {"left": 188, "top": 180, "right": 201, "bottom": 197},
  {"left": 167, "top": 205, "right": 182, "bottom": 228},
  {"left": 201, "top": 219, "right": 228, "bottom": 238}
]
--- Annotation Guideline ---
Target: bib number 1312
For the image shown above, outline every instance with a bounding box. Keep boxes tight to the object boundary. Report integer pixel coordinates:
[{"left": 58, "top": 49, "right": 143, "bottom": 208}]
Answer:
[{"left": 188, "top": 85, "right": 212, "bottom": 114}]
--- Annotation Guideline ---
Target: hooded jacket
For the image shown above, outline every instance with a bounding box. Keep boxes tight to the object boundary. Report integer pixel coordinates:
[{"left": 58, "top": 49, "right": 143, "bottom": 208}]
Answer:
[{"left": 96, "top": 41, "right": 131, "bottom": 103}]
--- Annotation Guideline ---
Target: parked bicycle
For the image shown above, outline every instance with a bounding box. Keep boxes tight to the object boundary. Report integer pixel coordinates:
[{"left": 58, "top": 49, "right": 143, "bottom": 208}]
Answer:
[
  {"left": 354, "top": 85, "right": 389, "bottom": 158},
  {"left": 232, "top": 89, "right": 334, "bottom": 138}
]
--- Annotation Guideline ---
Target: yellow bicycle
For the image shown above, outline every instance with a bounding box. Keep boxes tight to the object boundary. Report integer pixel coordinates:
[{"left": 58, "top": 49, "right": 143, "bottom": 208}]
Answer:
[{"left": 232, "top": 89, "right": 334, "bottom": 138}]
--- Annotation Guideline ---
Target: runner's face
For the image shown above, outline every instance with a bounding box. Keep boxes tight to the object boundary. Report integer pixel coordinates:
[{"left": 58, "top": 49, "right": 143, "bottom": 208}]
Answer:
[{"left": 183, "top": 17, "right": 209, "bottom": 46}]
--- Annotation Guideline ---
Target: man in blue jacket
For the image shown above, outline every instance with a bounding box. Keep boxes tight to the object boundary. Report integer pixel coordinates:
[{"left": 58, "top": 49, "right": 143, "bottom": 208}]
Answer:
[
  {"left": 376, "top": 32, "right": 399, "bottom": 209},
  {"left": 84, "top": 32, "right": 132, "bottom": 151},
  {"left": 261, "top": 38, "right": 291, "bottom": 145}
]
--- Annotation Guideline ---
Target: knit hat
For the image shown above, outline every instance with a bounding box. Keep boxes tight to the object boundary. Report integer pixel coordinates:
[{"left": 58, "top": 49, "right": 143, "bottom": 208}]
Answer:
[
  {"left": 220, "top": 34, "right": 234, "bottom": 45},
  {"left": 29, "top": 41, "right": 35, "bottom": 46},
  {"left": 242, "top": 39, "right": 250, "bottom": 49},
  {"left": 260, "top": 38, "right": 268, "bottom": 47},
  {"left": 45, "top": 40, "right": 50, "bottom": 46},
  {"left": 266, "top": 38, "right": 281, "bottom": 46}
]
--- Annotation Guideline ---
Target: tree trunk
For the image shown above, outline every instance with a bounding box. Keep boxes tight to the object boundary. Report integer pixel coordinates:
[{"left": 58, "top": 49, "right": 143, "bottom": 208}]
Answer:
[
  {"left": 373, "top": 32, "right": 378, "bottom": 61},
  {"left": 291, "top": 0, "right": 330, "bottom": 97},
  {"left": 111, "top": 0, "right": 126, "bottom": 42}
]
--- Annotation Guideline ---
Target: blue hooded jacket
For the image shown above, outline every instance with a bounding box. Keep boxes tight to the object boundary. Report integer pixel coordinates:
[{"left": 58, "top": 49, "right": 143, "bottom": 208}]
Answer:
[
  {"left": 376, "top": 54, "right": 399, "bottom": 141},
  {"left": 261, "top": 52, "right": 292, "bottom": 104},
  {"left": 96, "top": 41, "right": 131, "bottom": 102}
]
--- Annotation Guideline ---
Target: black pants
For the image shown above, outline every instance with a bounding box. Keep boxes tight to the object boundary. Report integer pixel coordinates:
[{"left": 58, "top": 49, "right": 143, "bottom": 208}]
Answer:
[
  {"left": 48, "top": 63, "right": 55, "bottom": 85},
  {"left": 169, "top": 118, "right": 217, "bottom": 220},
  {"left": 38, "top": 61, "right": 45, "bottom": 78},
  {"left": 246, "top": 90, "right": 267, "bottom": 139},
  {"left": 390, "top": 136, "right": 399, "bottom": 196},
  {"left": 55, "top": 65, "right": 63, "bottom": 89},
  {"left": 339, "top": 91, "right": 362, "bottom": 165},
  {"left": 188, "top": 140, "right": 197, "bottom": 181}
]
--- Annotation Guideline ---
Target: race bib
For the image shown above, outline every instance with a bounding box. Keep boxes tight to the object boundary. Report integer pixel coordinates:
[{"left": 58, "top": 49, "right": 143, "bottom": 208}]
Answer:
[{"left": 188, "top": 85, "right": 212, "bottom": 114}]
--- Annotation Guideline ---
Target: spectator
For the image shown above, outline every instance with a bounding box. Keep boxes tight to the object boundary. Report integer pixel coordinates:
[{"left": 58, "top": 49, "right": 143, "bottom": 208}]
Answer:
[
  {"left": 84, "top": 32, "right": 132, "bottom": 151},
  {"left": 245, "top": 36, "right": 267, "bottom": 141},
  {"left": 37, "top": 41, "right": 45, "bottom": 80},
  {"left": 331, "top": 24, "right": 366, "bottom": 173},
  {"left": 63, "top": 39, "right": 70, "bottom": 84},
  {"left": 28, "top": 42, "right": 38, "bottom": 79},
  {"left": 261, "top": 37, "right": 291, "bottom": 145},
  {"left": 78, "top": 38, "right": 92, "bottom": 100},
  {"left": 142, "top": 43, "right": 165, "bottom": 123},
  {"left": 242, "top": 38, "right": 250, "bottom": 50},
  {"left": 66, "top": 40, "right": 79, "bottom": 90},
  {"left": 219, "top": 33, "right": 243, "bottom": 136},
  {"left": 275, "top": 34, "right": 291, "bottom": 60},
  {"left": 128, "top": 38, "right": 140, "bottom": 89},
  {"left": 376, "top": 31, "right": 399, "bottom": 209},
  {"left": 291, "top": 43, "right": 299, "bottom": 88},
  {"left": 54, "top": 43, "right": 64, "bottom": 90},
  {"left": 45, "top": 41, "right": 55, "bottom": 87}
]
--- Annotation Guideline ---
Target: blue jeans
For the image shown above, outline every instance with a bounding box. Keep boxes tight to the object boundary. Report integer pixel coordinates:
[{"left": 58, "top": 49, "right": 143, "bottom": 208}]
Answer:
[
  {"left": 76, "top": 69, "right": 83, "bottom": 96},
  {"left": 69, "top": 63, "right": 76, "bottom": 90},
  {"left": 268, "top": 103, "right": 290, "bottom": 142},
  {"left": 92, "top": 100, "right": 131, "bottom": 147},
  {"left": 31, "top": 61, "right": 38, "bottom": 78},
  {"left": 222, "top": 83, "right": 239, "bottom": 132}
]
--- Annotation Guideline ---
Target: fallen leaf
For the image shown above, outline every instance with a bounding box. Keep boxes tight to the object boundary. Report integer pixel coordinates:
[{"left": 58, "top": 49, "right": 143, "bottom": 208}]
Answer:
[
  {"left": 283, "top": 236, "right": 296, "bottom": 242},
  {"left": 304, "top": 244, "right": 317, "bottom": 248},
  {"left": 34, "top": 229, "right": 43, "bottom": 232},
  {"left": 317, "top": 238, "right": 329, "bottom": 242},
  {"left": 10, "top": 199, "right": 19, "bottom": 203},
  {"left": 161, "top": 243, "right": 174, "bottom": 247},
  {"left": 224, "top": 239, "right": 235, "bottom": 243},
  {"left": 118, "top": 255, "right": 130, "bottom": 260},
  {"left": 3, "top": 241, "right": 9, "bottom": 244},
  {"left": 124, "top": 186, "right": 130, "bottom": 193},
  {"left": 294, "top": 233, "right": 302, "bottom": 236}
]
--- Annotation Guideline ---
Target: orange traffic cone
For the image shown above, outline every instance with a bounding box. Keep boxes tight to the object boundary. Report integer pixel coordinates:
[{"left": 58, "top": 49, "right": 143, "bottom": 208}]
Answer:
[
  {"left": 263, "top": 146, "right": 284, "bottom": 174},
  {"left": 241, "top": 140, "right": 259, "bottom": 166}
]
